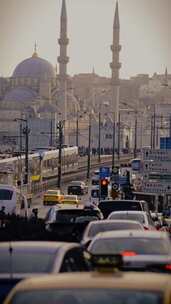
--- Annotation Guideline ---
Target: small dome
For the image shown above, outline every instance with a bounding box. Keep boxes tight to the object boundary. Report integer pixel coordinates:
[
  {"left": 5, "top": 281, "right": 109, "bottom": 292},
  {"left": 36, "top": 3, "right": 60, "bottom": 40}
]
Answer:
[
  {"left": 13, "top": 55, "right": 55, "bottom": 79},
  {"left": 4, "top": 87, "right": 37, "bottom": 102}
]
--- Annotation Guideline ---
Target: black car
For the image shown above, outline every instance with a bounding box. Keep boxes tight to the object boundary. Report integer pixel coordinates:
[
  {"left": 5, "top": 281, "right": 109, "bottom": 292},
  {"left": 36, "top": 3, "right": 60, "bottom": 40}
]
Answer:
[
  {"left": 98, "top": 199, "right": 150, "bottom": 219},
  {"left": 67, "top": 181, "right": 88, "bottom": 195}
]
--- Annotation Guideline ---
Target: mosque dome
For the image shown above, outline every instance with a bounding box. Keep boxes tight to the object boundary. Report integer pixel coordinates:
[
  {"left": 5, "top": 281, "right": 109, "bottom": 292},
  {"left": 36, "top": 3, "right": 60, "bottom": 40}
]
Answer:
[
  {"left": 4, "top": 87, "right": 38, "bottom": 103},
  {"left": 12, "top": 51, "right": 55, "bottom": 79}
]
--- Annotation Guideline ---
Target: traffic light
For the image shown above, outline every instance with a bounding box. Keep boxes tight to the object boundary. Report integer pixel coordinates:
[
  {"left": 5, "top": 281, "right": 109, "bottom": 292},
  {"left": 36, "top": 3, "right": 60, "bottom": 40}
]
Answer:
[{"left": 100, "top": 178, "right": 108, "bottom": 199}]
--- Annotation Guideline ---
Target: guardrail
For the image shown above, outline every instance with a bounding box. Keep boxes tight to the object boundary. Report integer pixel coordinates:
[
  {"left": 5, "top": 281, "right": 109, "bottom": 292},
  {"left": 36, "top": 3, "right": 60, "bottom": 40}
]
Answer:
[{"left": 25, "top": 154, "right": 132, "bottom": 198}]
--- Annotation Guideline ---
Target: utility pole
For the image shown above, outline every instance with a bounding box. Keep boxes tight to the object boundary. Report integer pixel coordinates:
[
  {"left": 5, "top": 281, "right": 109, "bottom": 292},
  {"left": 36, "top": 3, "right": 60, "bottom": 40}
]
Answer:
[
  {"left": 117, "top": 112, "right": 120, "bottom": 161},
  {"left": 57, "top": 120, "right": 63, "bottom": 189},
  {"left": 112, "top": 119, "right": 115, "bottom": 171},
  {"left": 76, "top": 112, "right": 79, "bottom": 147},
  {"left": 134, "top": 112, "right": 137, "bottom": 158},
  {"left": 153, "top": 105, "right": 156, "bottom": 149},
  {"left": 150, "top": 114, "right": 153, "bottom": 149},
  {"left": 98, "top": 111, "right": 101, "bottom": 164},
  {"left": 87, "top": 113, "right": 91, "bottom": 179},
  {"left": 22, "top": 121, "right": 30, "bottom": 184},
  {"left": 50, "top": 117, "right": 53, "bottom": 147},
  {"left": 19, "top": 122, "right": 23, "bottom": 152}
]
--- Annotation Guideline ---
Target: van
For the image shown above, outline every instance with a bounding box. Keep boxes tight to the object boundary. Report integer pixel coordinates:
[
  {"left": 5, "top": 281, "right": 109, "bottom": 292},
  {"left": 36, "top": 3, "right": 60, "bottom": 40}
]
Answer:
[{"left": 0, "top": 184, "right": 28, "bottom": 216}]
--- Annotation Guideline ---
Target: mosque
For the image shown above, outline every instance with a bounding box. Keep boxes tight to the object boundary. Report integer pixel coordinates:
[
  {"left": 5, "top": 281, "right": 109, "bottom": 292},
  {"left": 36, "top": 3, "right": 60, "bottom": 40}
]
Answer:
[
  {"left": 0, "top": 0, "right": 81, "bottom": 150},
  {"left": 0, "top": 0, "right": 168, "bottom": 152},
  {"left": 0, "top": 0, "right": 123, "bottom": 151}
]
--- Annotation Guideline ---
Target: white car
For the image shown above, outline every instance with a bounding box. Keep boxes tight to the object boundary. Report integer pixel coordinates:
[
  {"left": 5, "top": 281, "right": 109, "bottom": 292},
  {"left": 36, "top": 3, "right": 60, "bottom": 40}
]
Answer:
[
  {"left": 88, "top": 230, "right": 171, "bottom": 257},
  {"left": 108, "top": 211, "right": 156, "bottom": 230},
  {"left": 82, "top": 219, "right": 144, "bottom": 247}
]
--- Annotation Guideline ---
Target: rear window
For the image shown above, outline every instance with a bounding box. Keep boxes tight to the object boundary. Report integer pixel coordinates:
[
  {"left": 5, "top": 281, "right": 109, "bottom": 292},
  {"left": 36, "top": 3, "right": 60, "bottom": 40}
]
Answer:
[
  {"left": 99, "top": 201, "right": 142, "bottom": 218},
  {"left": 0, "top": 189, "right": 13, "bottom": 200},
  {"left": 87, "top": 222, "right": 142, "bottom": 238},
  {"left": 109, "top": 213, "right": 145, "bottom": 224},
  {"left": 89, "top": 238, "right": 171, "bottom": 255},
  {"left": 11, "top": 289, "right": 163, "bottom": 304},
  {"left": 0, "top": 250, "right": 57, "bottom": 273},
  {"left": 56, "top": 209, "right": 100, "bottom": 223}
]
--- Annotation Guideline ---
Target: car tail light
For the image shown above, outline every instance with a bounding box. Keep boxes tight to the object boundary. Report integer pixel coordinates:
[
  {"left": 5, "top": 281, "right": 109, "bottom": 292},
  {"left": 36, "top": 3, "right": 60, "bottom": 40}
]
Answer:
[
  {"left": 143, "top": 226, "right": 149, "bottom": 230},
  {"left": 121, "top": 251, "right": 137, "bottom": 256},
  {"left": 165, "top": 264, "right": 171, "bottom": 271}
]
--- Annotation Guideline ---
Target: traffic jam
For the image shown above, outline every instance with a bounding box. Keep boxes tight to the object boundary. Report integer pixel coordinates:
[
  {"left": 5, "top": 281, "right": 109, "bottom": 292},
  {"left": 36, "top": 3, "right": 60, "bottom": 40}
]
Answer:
[{"left": 1, "top": 148, "right": 171, "bottom": 303}]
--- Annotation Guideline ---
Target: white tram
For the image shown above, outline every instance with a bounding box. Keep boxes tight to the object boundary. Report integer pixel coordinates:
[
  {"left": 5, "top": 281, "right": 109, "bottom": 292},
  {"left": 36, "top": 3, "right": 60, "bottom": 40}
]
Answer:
[{"left": 0, "top": 147, "right": 78, "bottom": 186}]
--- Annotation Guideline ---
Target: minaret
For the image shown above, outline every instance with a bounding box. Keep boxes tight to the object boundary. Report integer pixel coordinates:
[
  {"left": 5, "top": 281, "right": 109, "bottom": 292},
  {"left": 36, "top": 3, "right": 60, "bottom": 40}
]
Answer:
[
  {"left": 58, "top": 0, "right": 69, "bottom": 77},
  {"left": 110, "top": 1, "right": 121, "bottom": 122},
  {"left": 163, "top": 67, "right": 168, "bottom": 87},
  {"left": 58, "top": 0, "right": 69, "bottom": 143}
]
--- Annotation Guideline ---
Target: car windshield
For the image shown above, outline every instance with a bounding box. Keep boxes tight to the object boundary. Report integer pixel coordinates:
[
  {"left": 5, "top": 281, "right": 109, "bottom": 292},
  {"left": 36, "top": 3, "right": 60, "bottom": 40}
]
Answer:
[
  {"left": 87, "top": 222, "right": 142, "bottom": 238},
  {"left": 0, "top": 250, "right": 57, "bottom": 273},
  {"left": 89, "top": 238, "right": 170, "bottom": 255},
  {"left": 109, "top": 213, "right": 145, "bottom": 224},
  {"left": 11, "top": 289, "right": 163, "bottom": 304}
]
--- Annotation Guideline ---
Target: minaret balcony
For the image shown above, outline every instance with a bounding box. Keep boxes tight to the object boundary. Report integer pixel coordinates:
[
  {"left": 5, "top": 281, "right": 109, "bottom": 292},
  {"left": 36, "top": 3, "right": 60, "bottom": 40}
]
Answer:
[
  {"left": 58, "top": 56, "right": 69, "bottom": 64},
  {"left": 110, "top": 45, "right": 122, "bottom": 52},
  {"left": 110, "top": 62, "right": 122, "bottom": 69},
  {"left": 58, "top": 38, "right": 69, "bottom": 45}
]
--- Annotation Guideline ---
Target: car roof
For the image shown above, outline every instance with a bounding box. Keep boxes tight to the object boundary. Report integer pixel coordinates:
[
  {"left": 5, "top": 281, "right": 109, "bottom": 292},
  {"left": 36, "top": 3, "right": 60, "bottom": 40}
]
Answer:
[
  {"left": 46, "top": 189, "right": 60, "bottom": 192},
  {"left": 88, "top": 219, "right": 142, "bottom": 226},
  {"left": 92, "top": 230, "right": 169, "bottom": 240},
  {"left": 6, "top": 272, "right": 171, "bottom": 293},
  {"left": 49, "top": 204, "right": 84, "bottom": 211},
  {"left": 100, "top": 200, "right": 145, "bottom": 204},
  {"left": 69, "top": 181, "right": 84, "bottom": 184},
  {"left": 109, "top": 211, "right": 147, "bottom": 215},
  {"left": 0, "top": 241, "right": 80, "bottom": 251}
]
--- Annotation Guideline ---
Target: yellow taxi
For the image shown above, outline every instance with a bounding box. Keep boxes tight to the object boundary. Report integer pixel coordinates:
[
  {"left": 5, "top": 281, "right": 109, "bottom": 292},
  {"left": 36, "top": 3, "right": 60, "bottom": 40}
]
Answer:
[
  {"left": 4, "top": 255, "right": 171, "bottom": 304},
  {"left": 60, "top": 194, "right": 81, "bottom": 206},
  {"left": 43, "top": 189, "right": 64, "bottom": 206}
]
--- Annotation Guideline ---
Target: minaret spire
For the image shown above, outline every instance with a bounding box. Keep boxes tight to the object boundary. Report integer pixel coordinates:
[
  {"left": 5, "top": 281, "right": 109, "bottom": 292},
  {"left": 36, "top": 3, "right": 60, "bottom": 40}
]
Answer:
[
  {"left": 110, "top": 1, "right": 121, "bottom": 122},
  {"left": 57, "top": 0, "right": 69, "bottom": 144},
  {"left": 114, "top": 1, "right": 120, "bottom": 29},
  {"left": 164, "top": 67, "right": 168, "bottom": 86},
  {"left": 58, "top": 0, "right": 69, "bottom": 77},
  {"left": 32, "top": 41, "right": 38, "bottom": 58}
]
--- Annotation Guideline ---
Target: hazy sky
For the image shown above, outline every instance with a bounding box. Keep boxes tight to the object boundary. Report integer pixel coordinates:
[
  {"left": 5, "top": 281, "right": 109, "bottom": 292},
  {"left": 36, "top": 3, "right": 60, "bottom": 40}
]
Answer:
[{"left": 0, "top": 0, "right": 170, "bottom": 78}]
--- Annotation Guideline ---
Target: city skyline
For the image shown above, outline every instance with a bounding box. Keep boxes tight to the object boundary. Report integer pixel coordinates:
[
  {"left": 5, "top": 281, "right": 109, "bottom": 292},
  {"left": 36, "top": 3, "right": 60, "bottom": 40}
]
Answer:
[{"left": 0, "top": 0, "right": 170, "bottom": 78}]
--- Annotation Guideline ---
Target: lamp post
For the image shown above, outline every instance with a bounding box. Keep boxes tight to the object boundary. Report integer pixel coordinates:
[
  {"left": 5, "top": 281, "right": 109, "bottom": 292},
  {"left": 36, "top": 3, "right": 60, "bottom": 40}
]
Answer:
[
  {"left": 117, "top": 112, "right": 121, "bottom": 161},
  {"left": 76, "top": 113, "right": 79, "bottom": 147},
  {"left": 98, "top": 111, "right": 101, "bottom": 164},
  {"left": 112, "top": 119, "right": 115, "bottom": 171},
  {"left": 87, "top": 113, "right": 92, "bottom": 179},
  {"left": 15, "top": 118, "right": 30, "bottom": 185},
  {"left": 57, "top": 119, "right": 64, "bottom": 189},
  {"left": 134, "top": 112, "right": 138, "bottom": 158}
]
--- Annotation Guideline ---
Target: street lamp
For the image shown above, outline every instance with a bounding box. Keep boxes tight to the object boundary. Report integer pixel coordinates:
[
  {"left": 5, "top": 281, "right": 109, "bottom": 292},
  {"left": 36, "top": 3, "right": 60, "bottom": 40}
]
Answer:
[
  {"left": 87, "top": 112, "right": 92, "bottom": 179},
  {"left": 14, "top": 118, "right": 30, "bottom": 184},
  {"left": 105, "top": 111, "right": 115, "bottom": 172},
  {"left": 57, "top": 119, "right": 64, "bottom": 188}
]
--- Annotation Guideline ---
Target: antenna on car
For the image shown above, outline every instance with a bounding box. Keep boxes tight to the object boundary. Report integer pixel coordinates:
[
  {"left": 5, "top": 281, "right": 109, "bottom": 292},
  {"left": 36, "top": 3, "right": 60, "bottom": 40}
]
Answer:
[{"left": 9, "top": 241, "right": 13, "bottom": 279}]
